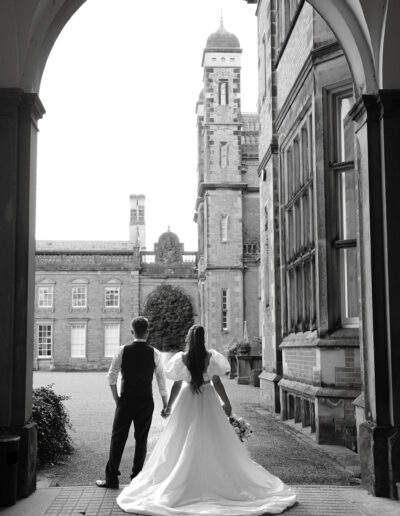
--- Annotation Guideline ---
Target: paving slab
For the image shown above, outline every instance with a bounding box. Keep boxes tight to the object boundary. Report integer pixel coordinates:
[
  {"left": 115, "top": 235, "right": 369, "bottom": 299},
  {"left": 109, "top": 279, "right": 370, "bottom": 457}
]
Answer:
[{"left": 1, "top": 485, "right": 399, "bottom": 516}]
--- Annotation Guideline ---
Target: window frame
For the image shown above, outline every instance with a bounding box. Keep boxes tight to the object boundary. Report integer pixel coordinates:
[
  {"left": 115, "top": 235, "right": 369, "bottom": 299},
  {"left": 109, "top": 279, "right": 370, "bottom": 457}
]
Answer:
[
  {"left": 37, "top": 323, "right": 53, "bottom": 358},
  {"left": 38, "top": 285, "right": 54, "bottom": 309},
  {"left": 221, "top": 288, "right": 230, "bottom": 332},
  {"left": 70, "top": 322, "right": 87, "bottom": 358},
  {"left": 281, "top": 109, "right": 316, "bottom": 335},
  {"left": 218, "top": 80, "right": 229, "bottom": 106},
  {"left": 220, "top": 142, "right": 229, "bottom": 169},
  {"left": 220, "top": 215, "right": 229, "bottom": 243},
  {"left": 72, "top": 286, "right": 87, "bottom": 309},
  {"left": 104, "top": 286, "right": 120, "bottom": 309},
  {"left": 326, "top": 84, "right": 359, "bottom": 329},
  {"left": 104, "top": 322, "right": 121, "bottom": 358}
]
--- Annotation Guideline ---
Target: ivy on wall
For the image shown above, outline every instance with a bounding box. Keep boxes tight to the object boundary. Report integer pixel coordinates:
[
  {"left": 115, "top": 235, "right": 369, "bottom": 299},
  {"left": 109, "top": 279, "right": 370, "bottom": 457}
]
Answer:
[{"left": 143, "top": 285, "right": 194, "bottom": 352}]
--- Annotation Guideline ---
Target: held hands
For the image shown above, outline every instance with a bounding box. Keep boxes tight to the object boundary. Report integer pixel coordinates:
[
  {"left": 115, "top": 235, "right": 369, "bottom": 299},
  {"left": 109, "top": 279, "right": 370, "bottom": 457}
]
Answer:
[{"left": 161, "top": 406, "right": 171, "bottom": 419}]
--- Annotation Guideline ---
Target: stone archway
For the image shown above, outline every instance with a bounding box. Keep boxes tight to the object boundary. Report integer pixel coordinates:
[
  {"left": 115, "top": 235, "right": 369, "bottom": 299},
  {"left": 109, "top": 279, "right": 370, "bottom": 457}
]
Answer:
[{"left": 1, "top": 0, "right": 400, "bottom": 500}]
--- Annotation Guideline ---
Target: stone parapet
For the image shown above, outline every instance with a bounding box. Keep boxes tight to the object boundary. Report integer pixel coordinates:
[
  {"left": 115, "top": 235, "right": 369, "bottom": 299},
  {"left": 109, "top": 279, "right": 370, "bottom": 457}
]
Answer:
[{"left": 36, "top": 252, "right": 139, "bottom": 271}]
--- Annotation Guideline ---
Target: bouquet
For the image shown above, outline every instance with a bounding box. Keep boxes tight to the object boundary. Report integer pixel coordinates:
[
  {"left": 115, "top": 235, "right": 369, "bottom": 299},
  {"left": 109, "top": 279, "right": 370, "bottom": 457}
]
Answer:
[{"left": 229, "top": 413, "right": 253, "bottom": 442}]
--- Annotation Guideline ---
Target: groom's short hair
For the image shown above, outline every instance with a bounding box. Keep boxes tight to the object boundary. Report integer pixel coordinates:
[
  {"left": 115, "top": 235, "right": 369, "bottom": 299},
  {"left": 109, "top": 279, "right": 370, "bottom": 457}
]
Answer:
[{"left": 131, "top": 316, "right": 149, "bottom": 338}]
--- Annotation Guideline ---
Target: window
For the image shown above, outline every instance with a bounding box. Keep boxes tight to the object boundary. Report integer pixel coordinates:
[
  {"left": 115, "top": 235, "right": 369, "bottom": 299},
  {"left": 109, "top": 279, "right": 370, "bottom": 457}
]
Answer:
[
  {"left": 221, "top": 215, "right": 228, "bottom": 242},
  {"left": 130, "top": 206, "right": 144, "bottom": 223},
  {"left": 282, "top": 111, "right": 315, "bottom": 333},
  {"left": 219, "top": 80, "right": 228, "bottom": 105},
  {"left": 220, "top": 142, "right": 228, "bottom": 168},
  {"left": 38, "top": 324, "right": 52, "bottom": 357},
  {"left": 71, "top": 323, "right": 86, "bottom": 358},
  {"left": 138, "top": 206, "right": 145, "bottom": 223},
  {"left": 105, "top": 287, "right": 120, "bottom": 308},
  {"left": 264, "top": 206, "right": 270, "bottom": 307},
  {"left": 104, "top": 323, "right": 121, "bottom": 357},
  {"left": 38, "top": 286, "right": 53, "bottom": 308},
  {"left": 262, "top": 34, "right": 267, "bottom": 99},
  {"left": 331, "top": 91, "right": 358, "bottom": 327},
  {"left": 72, "top": 286, "right": 87, "bottom": 308},
  {"left": 221, "top": 289, "right": 229, "bottom": 331}
]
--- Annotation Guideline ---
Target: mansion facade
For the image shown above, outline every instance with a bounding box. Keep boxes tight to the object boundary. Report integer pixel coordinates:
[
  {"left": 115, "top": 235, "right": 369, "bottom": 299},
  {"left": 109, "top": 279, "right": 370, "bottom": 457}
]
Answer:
[
  {"left": 247, "top": 0, "right": 361, "bottom": 452},
  {"left": 34, "top": 195, "right": 199, "bottom": 370}
]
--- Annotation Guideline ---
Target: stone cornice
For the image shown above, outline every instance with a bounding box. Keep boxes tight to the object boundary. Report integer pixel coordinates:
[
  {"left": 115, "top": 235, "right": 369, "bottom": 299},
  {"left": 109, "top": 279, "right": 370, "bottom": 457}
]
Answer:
[
  {"left": 205, "top": 265, "right": 243, "bottom": 271},
  {"left": 198, "top": 182, "right": 248, "bottom": 197},
  {"left": 0, "top": 89, "right": 45, "bottom": 123}
]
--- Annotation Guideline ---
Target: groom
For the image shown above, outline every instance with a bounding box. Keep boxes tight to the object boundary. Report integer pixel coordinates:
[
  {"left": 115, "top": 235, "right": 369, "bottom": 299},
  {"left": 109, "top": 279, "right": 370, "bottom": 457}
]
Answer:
[{"left": 96, "top": 316, "right": 168, "bottom": 488}]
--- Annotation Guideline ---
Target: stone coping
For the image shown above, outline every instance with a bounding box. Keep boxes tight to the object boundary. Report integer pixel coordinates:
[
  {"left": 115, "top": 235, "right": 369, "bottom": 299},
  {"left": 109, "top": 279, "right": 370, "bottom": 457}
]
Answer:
[
  {"left": 279, "top": 330, "right": 360, "bottom": 349},
  {"left": 279, "top": 378, "right": 361, "bottom": 399},
  {"left": 259, "top": 370, "right": 282, "bottom": 382}
]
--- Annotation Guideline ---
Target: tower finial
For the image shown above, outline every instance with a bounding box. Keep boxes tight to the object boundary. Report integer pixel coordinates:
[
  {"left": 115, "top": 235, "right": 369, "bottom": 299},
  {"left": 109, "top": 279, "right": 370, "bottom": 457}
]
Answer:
[{"left": 220, "top": 9, "right": 223, "bottom": 28}]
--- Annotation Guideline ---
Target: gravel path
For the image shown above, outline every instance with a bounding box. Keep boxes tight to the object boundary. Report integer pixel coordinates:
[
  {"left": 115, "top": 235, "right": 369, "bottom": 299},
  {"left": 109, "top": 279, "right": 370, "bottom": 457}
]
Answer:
[{"left": 33, "top": 372, "right": 356, "bottom": 486}]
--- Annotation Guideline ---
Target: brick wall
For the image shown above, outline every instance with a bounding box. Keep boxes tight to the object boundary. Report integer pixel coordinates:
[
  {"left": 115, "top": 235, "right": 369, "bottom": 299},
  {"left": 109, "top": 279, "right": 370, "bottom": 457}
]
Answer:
[
  {"left": 276, "top": 3, "right": 313, "bottom": 110},
  {"left": 282, "top": 347, "right": 317, "bottom": 383},
  {"left": 205, "top": 190, "right": 243, "bottom": 267},
  {"left": 34, "top": 270, "right": 135, "bottom": 370}
]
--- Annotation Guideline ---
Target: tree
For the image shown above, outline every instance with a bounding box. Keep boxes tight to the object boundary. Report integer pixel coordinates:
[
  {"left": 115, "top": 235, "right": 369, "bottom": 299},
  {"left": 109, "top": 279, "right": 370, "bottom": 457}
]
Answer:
[{"left": 143, "top": 285, "right": 194, "bottom": 352}]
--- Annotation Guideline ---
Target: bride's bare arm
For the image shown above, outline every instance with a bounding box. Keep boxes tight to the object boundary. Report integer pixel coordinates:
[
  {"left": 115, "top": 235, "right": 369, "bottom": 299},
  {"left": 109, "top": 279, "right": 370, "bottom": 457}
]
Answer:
[
  {"left": 164, "top": 381, "right": 183, "bottom": 415},
  {"left": 212, "top": 375, "right": 232, "bottom": 416}
]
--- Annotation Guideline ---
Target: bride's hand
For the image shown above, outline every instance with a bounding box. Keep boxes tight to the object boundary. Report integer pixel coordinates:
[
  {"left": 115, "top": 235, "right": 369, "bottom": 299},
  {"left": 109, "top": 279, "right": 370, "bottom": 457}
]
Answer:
[{"left": 222, "top": 403, "right": 232, "bottom": 417}]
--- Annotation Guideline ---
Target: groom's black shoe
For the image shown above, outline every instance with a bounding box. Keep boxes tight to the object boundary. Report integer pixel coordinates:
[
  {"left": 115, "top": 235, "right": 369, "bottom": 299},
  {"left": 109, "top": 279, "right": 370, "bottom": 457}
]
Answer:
[{"left": 96, "top": 479, "right": 119, "bottom": 489}]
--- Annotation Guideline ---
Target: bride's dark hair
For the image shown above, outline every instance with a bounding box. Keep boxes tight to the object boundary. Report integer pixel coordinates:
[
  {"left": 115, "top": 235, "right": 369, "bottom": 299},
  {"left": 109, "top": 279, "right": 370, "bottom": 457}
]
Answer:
[{"left": 186, "top": 325, "right": 208, "bottom": 394}]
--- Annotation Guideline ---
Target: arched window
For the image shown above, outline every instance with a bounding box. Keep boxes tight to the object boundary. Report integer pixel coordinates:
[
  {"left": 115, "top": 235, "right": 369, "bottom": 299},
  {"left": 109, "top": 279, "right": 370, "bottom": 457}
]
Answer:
[
  {"left": 220, "top": 142, "right": 229, "bottom": 168},
  {"left": 221, "top": 215, "right": 228, "bottom": 242},
  {"left": 219, "top": 80, "right": 229, "bottom": 105}
]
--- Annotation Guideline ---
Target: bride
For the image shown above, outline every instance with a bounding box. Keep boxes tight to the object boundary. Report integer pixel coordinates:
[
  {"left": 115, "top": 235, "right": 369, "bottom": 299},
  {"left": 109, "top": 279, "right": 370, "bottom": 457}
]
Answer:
[{"left": 117, "top": 325, "right": 296, "bottom": 515}]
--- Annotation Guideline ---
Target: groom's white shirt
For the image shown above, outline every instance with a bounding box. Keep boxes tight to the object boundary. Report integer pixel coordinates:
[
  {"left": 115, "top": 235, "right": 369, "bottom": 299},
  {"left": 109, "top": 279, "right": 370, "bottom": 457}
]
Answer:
[{"left": 107, "top": 339, "right": 168, "bottom": 397}]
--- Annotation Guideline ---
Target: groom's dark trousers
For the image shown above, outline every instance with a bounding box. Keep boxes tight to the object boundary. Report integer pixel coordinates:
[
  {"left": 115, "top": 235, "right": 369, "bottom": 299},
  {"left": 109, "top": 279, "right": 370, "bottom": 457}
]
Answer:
[{"left": 105, "top": 341, "right": 156, "bottom": 483}]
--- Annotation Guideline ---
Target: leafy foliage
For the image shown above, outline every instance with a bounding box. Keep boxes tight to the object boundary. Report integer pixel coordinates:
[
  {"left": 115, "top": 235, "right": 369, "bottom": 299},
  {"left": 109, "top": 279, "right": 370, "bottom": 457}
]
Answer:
[
  {"left": 143, "top": 285, "right": 194, "bottom": 352},
  {"left": 32, "top": 384, "right": 73, "bottom": 466}
]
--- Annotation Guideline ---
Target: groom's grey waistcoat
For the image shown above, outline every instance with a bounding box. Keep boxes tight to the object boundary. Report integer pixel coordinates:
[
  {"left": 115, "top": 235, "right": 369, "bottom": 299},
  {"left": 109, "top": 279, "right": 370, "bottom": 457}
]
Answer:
[{"left": 121, "top": 342, "right": 155, "bottom": 400}]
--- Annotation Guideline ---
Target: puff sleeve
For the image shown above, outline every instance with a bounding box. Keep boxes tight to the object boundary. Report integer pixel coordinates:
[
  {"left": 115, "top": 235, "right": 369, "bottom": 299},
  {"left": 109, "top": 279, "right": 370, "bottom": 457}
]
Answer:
[
  {"left": 164, "top": 352, "right": 191, "bottom": 382},
  {"left": 209, "top": 349, "right": 230, "bottom": 377}
]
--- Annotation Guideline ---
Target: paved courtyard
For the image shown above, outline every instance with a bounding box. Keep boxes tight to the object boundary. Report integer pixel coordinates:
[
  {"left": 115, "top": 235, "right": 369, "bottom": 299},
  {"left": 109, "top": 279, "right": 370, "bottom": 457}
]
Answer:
[
  {"left": 1, "top": 372, "right": 398, "bottom": 515},
  {"left": 33, "top": 371, "right": 357, "bottom": 487}
]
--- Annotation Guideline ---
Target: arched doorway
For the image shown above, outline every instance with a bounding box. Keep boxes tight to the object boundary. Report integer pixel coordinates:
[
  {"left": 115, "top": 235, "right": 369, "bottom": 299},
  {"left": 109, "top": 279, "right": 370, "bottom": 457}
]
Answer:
[{"left": 0, "top": 0, "right": 399, "bottom": 499}]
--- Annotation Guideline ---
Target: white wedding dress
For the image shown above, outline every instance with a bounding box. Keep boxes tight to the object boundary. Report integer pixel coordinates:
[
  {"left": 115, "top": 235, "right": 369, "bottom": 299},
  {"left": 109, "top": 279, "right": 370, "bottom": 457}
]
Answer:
[{"left": 117, "top": 350, "right": 296, "bottom": 516}]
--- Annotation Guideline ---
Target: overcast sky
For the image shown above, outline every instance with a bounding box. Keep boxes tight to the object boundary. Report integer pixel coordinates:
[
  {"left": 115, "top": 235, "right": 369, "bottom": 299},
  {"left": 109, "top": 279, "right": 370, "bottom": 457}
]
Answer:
[{"left": 36, "top": 0, "right": 258, "bottom": 251}]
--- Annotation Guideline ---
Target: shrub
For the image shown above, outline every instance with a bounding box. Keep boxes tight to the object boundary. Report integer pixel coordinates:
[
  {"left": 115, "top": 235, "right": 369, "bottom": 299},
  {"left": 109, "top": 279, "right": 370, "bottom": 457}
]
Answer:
[
  {"left": 143, "top": 285, "right": 194, "bottom": 352},
  {"left": 32, "top": 384, "right": 73, "bottom": 466}
]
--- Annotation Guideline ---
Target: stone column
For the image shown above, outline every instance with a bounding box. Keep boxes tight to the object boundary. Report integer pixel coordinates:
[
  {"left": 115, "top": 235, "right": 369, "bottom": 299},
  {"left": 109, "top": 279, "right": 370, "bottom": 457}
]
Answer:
[
  {"left": 0, "top": 89, "right": 45, "bottom": 497},
  {"left": 351, "top": 91, "right": 400, "bottom": 499}
]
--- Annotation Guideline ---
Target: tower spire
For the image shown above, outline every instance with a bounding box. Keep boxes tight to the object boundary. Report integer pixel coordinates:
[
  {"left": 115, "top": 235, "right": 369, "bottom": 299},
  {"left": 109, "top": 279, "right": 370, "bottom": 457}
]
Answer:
[{"left": 220, "top": 10, "right": 224, "bottom": 31}]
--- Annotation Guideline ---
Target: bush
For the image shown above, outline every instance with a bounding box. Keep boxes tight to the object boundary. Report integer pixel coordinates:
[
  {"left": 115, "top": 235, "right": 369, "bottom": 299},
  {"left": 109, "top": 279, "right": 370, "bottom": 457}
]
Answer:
[
  {"left": 143, "top": 285, "right": 194, "bottom": 352},
  {"left": 32, "top": 384, "right": 73, "bottom": 466}
]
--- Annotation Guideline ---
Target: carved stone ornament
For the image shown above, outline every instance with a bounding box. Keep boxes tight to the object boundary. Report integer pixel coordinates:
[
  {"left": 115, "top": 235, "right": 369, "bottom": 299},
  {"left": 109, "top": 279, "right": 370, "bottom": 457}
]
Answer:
[{"left": 155, "top": 230, "right": 182, "bottom": 264}]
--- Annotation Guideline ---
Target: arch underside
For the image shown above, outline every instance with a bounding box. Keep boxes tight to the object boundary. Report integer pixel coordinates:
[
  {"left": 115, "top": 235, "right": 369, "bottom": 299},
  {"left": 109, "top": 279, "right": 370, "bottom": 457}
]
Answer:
[{"left": 2, "top": 0, "right": 400, "bottom": 94}]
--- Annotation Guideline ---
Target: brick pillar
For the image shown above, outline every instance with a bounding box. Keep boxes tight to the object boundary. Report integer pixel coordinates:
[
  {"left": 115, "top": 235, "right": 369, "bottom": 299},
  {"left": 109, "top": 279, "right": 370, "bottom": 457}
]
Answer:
[
  {"left": 351, "top": 91, "right": 400, "bottom": 499},
  {"left": 0, "top": 89, "right": 45, "bottom": 498}
]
